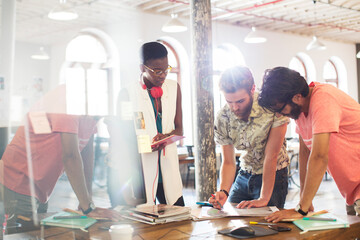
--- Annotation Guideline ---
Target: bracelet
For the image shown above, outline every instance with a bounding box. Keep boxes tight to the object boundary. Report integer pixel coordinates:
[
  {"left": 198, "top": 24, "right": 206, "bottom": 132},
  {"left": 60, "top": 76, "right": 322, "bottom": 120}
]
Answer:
[{"left": 220, "top": 189, "right": 229, "bottom": 197}]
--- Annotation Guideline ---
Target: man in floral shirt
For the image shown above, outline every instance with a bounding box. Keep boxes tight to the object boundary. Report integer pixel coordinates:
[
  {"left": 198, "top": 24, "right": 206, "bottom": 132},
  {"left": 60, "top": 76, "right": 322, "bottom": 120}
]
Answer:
[{"left": 209, "top": 66, "right": 289, "bottom": 209}]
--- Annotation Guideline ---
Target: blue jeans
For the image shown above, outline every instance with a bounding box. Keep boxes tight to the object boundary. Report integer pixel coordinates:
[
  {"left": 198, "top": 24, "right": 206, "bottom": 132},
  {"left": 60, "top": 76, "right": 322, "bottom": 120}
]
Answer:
[{"left": 228, "top": 167, "right": 288, "bottom": 208}]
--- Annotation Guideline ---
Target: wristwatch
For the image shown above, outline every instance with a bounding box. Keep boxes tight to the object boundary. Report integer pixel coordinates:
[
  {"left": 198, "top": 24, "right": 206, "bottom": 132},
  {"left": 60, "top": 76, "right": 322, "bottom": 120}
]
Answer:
[
  {"left": 220, "top": 189, "right": 229, "bottom": 197},
  {"left": 82, "top": 202, "right": 96, "bottom": 215},
  {"left": 295, "top": 204, "right": 308, "bottom": 216}
]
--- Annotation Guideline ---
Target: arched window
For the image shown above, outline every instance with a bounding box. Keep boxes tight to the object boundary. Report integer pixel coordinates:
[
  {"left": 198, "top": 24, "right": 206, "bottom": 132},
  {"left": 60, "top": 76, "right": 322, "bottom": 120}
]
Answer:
[
  {"left": 157, "top": 38, "right": 191, "bottom": 145},
  {"left": 61, "top": 29, "right": 119, "bottom": 117},
  {"left": 64, "top": 35, "right": 108, "bottom": 116},
  {"left": 325, "top": 56, "right": 348, "bottom": 93},
  {"left": 213, "top": 44, "right": 246, "bottom": 116},
  {"left": 289, "top": 52, "right": 316, "bottom": 83},
  {"left": 323, "top": 60, "right": 338, "bottom": 88},
  {"left": 289, "top": 56, "right": 307, "bottom": 80},
  {"left": 288, "top": 53, "right": 316, "bottom": 139},
  {"left": 158, "top": 40, "right": 181, "bottom": 84},
  {"left": 66, "top": 35, "right": 107, "bottom": 63}
]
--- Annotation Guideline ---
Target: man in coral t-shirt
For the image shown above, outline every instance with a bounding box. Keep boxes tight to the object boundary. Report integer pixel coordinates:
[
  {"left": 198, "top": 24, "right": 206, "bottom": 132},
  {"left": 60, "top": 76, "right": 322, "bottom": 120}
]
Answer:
[
  {"left": 258, "top": 67, "right": 360, "bottom": 222},
  {"left": 0, "top": 113, "right": 119, "bottom": 224}
]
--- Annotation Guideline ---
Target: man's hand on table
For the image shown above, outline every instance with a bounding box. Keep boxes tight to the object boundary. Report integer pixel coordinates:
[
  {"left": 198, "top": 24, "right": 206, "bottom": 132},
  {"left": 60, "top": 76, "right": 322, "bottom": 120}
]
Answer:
[
  {"left": 265, "top": 209, "right": 303, "bottom": 223},
  {"left": 236, "top": 198, "right": 268, "bottom": 209}
]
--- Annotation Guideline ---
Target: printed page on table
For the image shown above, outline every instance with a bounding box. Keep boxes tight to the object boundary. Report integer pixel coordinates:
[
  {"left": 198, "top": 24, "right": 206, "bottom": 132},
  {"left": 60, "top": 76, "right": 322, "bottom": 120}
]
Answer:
[{"left": 192, "top": 202, "right": 278, "bottom": 221}]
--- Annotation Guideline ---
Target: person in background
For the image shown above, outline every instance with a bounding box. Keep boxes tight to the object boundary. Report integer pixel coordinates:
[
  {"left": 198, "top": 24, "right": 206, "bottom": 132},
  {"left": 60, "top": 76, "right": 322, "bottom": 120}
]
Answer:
[
  {"left": 107, "top": 41, "right": 184, "bottom": 207},
  {"left": 0, "top": 114, "right": 120, "bottom": 223},
  {"left": 0, "top": 86, "right": 119, "bottom": 227},
  {"left": 257, "top": 67, "right": 360, "bottom": 222},
  {"left": 209, "top": 66, "right": 289, "bottom": 209}
]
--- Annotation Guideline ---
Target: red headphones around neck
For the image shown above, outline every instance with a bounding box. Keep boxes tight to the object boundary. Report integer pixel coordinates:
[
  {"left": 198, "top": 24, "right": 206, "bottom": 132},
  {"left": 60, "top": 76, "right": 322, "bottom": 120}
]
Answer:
[{"left": 140, "top": 80, "right": 163, "bottom": 99}]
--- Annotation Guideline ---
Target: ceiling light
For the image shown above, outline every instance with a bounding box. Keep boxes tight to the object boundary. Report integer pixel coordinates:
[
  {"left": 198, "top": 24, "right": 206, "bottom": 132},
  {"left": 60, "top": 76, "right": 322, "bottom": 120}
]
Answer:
[
  {"left": 162, "top": 14, "right": 187, "bottom": 33},
  {"left": 306, "top": 1, "right": 326, "bottom": 51},
  {"left": 31, "top": 47, "right": 50, "bottom": 60},
  {"left": 244, "top": 27, "right": 267, "bottom": 43},
  {"left": 357, "top": 51, "right": 360, "bottom": 58},
  {"left": 306, "top": 36, "right": 326, "bottom": 51},
  {"left": 48, "top": 0, "right": 78, "bottom": 21}
]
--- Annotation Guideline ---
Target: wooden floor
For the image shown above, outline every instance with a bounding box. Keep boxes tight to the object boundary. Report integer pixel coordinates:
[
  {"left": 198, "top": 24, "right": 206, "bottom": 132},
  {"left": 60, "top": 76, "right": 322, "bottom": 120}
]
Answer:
[{"left": 48, "top": 171, "right": 347, "bottom": 217}]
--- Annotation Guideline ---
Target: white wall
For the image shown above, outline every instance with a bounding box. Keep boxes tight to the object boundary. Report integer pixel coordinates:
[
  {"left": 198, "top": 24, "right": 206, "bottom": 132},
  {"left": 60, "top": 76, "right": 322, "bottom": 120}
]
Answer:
[
  {"left": 212, "top": 22, "right": 357, "bottom": 99},
  {"left": 12, "top": 42, "right": 51, "bottom": 123},
  {"left": 14, "top": 11, "right": 358, "bottom": 103}
]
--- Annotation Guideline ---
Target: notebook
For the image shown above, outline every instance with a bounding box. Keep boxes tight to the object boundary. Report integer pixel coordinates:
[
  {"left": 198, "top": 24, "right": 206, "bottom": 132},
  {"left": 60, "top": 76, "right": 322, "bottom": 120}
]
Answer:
[
  {"left": 41, "top": 212, "right": 97, "bottom": 230},
  {"left": 151, "top": 135, "right": 184, "bottom": 148},
  {"left": 293, "top": 213, "right": 349, "bottom": 233}
]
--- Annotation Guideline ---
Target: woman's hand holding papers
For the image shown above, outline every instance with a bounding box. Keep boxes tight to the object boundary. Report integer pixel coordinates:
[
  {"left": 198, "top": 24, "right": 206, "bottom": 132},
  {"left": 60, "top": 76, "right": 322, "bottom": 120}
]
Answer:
[
  {"left": 153, "top": 133, "right": 170, "bottom": 142},
  {"left": 152, "top": 133, "right": 169, "bottom": 151}
]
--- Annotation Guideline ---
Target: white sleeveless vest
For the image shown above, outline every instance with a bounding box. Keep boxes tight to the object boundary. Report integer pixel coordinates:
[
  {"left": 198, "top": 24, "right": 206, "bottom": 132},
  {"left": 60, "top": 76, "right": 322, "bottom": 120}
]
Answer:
[{"left": 125, "top": 79, "right": 183, "bottom": 205}]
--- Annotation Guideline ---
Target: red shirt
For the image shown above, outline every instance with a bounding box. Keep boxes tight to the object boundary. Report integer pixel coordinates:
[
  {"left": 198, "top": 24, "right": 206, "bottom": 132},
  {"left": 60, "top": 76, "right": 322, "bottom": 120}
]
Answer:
[
  {"left": 0, "top": 114, "right": 97, "bottom": 203},
  {"left": 296, "top": 83, "right": 360, "bottom": 205}
]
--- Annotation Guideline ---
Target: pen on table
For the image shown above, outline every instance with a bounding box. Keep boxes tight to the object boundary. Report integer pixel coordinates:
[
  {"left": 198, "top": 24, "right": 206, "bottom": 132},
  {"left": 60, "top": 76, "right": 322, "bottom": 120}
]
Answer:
[
  {"left": 18, "top": 215, "right": 31, "bottom": 221},
  {"left": 196, "top": 201, "right": 213, "bottom": 207},
  {"left": 249, "top": 221, "right": 277, "bottom": 226},
  {"left": 303, "top": 217, "right": 337, "bottom": 221},
  {"left": 53, "top": 215, "right": 88, "bottom": 220},
  {"left": 211, "top": 194, "right": 223, "bottom": 209}
]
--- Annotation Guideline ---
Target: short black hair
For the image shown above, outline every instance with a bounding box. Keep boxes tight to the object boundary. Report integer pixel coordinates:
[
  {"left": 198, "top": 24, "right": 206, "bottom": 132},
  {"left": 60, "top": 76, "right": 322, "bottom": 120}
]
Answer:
[
  {"left": 219, "top": 66, "right": 254, "bottom": 94},
  {"left": 258, "top": 67, "right": 309, "bottom": 111},
  {"left": 140, "top": 41, "right": 168, "bottom": 65}
]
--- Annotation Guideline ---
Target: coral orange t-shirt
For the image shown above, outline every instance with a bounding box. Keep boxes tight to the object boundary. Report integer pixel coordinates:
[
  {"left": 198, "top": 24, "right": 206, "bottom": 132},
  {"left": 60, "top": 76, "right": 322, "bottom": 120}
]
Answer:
[
  {"left": 0, "top": 114, "right": 97, "bottom": 203},
  {"left": 296, "top": 83, "right": 360, "bottom": 205}
]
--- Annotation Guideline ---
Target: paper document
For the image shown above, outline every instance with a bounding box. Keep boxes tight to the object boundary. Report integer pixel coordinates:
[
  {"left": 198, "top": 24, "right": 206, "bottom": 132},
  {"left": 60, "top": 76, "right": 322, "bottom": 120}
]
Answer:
[{"left": 192, "top": 202, "right": 278, "bottom": 221}]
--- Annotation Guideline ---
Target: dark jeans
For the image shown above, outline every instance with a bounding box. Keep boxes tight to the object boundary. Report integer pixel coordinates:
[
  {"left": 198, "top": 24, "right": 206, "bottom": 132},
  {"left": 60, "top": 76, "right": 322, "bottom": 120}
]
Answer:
[
  {"left": 228, "top": 167, "right": 288, "bottom": 208},
  {"left": 0, "top": 184, "right": 48, "bottom": 227},
  {"left": 156, "top": 182, "right": 185, "bottom": 206}
]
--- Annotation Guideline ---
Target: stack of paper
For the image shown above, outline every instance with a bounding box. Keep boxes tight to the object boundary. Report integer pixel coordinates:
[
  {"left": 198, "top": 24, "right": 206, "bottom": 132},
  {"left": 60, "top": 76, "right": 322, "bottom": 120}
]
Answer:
[
  {"left": 123, "top": 204, "right": 192, "bottom": 225},
  {"left": 192, "top": 202, "right": 278, "bottom": 221}
]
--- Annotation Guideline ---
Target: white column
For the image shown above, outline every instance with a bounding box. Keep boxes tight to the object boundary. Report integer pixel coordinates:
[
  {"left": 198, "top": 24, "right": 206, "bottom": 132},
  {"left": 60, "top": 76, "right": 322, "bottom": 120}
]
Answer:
[
  {"left": 190, "top": 0, "right": 217, "bottom": 201},
  {"left": 0, "top": 0, "right": 16, "bottom": 157}
]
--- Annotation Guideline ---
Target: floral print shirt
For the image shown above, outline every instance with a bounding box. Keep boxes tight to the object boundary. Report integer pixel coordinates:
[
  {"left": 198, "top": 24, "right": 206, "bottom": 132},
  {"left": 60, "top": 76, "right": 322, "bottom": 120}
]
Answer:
[{"left": 215, "top": 92, "right": 289, "bottom": 174}]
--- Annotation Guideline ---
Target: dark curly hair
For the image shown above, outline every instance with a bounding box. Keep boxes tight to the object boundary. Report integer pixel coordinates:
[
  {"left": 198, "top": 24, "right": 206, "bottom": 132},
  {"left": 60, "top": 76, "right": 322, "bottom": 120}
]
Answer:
[
  {"left": 140, "top": 41, "right": 168, "bottom": 65},
  {"left": 258, "top": 67, "right": 309, "bottom": 112}
]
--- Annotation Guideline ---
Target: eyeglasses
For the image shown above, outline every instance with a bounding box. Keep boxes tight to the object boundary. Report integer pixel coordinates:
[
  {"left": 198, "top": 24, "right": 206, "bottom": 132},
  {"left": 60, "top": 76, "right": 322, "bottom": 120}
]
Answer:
[
  {"left": 272, "top": 102, "right": 287, "bottom": 114},
  {"left": 143, "top": 65, "right": 172, "bottom": 76}
]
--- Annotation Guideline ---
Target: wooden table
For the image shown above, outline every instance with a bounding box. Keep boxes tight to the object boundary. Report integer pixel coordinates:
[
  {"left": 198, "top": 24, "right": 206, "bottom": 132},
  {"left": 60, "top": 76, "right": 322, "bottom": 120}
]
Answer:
[{"left": 5, "top": 212, "right": 360, "bottom": 239}]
